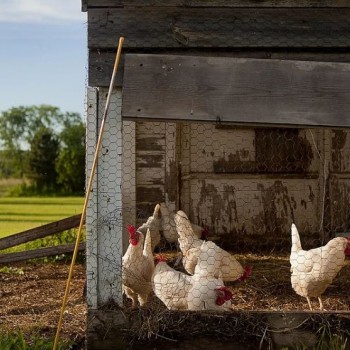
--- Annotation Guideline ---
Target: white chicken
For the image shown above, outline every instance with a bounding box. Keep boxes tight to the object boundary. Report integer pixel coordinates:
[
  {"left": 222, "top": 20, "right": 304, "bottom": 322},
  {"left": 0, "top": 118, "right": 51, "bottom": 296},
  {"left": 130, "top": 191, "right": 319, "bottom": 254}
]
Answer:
[
  {"left": 152, "top": 256, "right": 192, "bottom": 310},
  {"left": 137, "top": 204, "right": 161, "bottom": 251},
  {"left": 174, "top": 210, "right": 251, "bottom": 282},
  {"left": 122, "top": 225, "right": 155, "bottom": 308},
  {"left": 290, "top": 223, "right": 350, "bottom": 310},
  {"left": 159, "top": 203, "right": 207, "bottom": 243},
  {"left": 187, "top": 242, "right": 233, "bottom": 311}
]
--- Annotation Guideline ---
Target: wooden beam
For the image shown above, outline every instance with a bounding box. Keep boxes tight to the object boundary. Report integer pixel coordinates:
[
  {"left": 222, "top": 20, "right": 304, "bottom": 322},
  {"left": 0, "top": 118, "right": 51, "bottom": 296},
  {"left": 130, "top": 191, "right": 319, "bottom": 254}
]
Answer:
[
  {"left": 87, "top": 308, "right": 350, "bottom": 350},
  {"left": 89, "top": 50, "right": 350, "bottom": 87},
  {"left": 0, "top": 214, "right": 83, "bottom": 250},
  {"left": 122, "top": 54, "right": 350, "bottom": 127},
  {"left": 0, "top": 242, "right": 85, "bottom": 264},
  {"left": 82, "top": 0, "right": 88, "bottom": 12},
  {"left": 85, "top": 0, "right": 350, "bottom": 8},
  {"left": 88, "top": 8, "right": 350, "bottom": 49}
]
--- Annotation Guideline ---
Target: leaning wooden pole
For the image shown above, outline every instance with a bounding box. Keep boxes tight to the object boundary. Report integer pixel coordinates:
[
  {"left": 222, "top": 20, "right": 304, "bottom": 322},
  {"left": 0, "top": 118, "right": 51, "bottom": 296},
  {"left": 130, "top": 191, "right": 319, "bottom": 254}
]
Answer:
[{"left": 53, "top": 37, "right": 124, "bottom": 350}]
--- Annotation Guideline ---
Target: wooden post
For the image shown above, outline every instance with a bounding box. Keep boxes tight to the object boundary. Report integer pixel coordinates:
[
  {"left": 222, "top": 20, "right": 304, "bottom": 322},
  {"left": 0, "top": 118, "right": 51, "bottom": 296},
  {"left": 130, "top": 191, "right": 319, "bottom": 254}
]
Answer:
[{"left": 86, "top": 87, "right": 126, "bottom": 349}]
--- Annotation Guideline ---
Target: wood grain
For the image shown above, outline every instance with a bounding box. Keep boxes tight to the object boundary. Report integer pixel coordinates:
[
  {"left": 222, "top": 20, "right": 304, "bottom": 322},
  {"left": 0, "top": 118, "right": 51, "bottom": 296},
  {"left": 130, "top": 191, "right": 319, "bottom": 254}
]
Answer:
[
  {"left": 0, "top": 214, "right": 83, "bottom": 250},
  {"left": 0, "top": 242, "right": 85, "bottom": 264},
  {"left": 122, "top": 54, "right": 350, "bottom": 127},
  {"left": 89, "top": 50, "right": 350, "bottom": 87},
  {"left": 88, "top": 8, "right": 350, "bottom": 49},
  {"left": 84, "top": 0, "right": 350, "bottom": 8}
]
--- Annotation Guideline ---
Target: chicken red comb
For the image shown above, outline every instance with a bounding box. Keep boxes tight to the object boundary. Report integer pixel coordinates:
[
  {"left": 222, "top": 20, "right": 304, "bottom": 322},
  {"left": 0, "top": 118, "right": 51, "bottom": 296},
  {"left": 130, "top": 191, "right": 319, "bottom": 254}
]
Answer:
[
  {"left": 127, "top": 224, "right": 136, "bottom": 238},
  {"left": 237, "top": 265, "right": 253, "bottom": 282}
]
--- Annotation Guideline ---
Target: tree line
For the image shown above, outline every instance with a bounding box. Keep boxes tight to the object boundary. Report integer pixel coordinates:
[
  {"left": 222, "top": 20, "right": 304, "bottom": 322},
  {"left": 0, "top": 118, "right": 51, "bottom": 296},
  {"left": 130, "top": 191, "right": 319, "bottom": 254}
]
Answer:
[{"left": 0, "top": 105, "right": 85, "bottom": 195}]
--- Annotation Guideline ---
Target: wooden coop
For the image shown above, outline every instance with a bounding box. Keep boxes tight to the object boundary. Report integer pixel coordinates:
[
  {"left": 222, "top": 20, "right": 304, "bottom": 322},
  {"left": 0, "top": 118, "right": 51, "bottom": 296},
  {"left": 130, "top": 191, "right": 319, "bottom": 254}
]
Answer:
[{"left": 82, "top": 1, "right": 350, "bottom": 349}]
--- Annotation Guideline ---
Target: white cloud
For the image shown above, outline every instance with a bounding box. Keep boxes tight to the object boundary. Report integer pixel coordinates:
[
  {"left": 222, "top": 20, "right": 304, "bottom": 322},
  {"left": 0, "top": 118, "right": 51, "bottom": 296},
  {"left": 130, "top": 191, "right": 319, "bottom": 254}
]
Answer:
[{"left": 0, "top": 0, "right": 85, "bottom": 24}]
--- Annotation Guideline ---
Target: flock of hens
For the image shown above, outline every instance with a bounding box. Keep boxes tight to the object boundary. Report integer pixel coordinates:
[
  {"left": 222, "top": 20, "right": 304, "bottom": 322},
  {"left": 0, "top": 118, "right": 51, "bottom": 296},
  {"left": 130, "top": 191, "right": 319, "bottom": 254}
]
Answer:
[{"left": 122, "top": 203, "right": 350, "bottom": 312}]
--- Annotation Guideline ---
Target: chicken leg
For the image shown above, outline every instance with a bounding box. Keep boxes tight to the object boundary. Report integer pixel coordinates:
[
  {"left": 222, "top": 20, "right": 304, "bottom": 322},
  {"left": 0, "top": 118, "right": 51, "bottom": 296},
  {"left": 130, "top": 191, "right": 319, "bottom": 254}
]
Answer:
[
  {"left": 306, "top": 296, "right": 313, "bottom": 311},
  {"left": 318, "top": 297, "right": 325, "bottom": 311}
]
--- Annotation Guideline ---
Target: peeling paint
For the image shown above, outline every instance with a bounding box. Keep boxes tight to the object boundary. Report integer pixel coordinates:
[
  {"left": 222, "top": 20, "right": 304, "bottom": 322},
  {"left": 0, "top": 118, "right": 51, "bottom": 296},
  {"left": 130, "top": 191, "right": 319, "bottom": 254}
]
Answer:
[
  {"left": 136, "top": 186, "right": 164, "bottom": 203},
  {"left": 214, "top": 129, "right": 314, "bottom": 173},
  {"left": 165, "top": 160, "right": 178, "bottom": 202},
  {"left": 255, "top": 181, "right": 295, "bottom": 235},
  {"left": 136, "top": 154, "right": 163, "bottom": 168},
  {"left": 136, "top": 137, "right": 164, "bottom": 151},
  {"left": 308, "top": 185, "right": 315, "bottom": 203},
  {"left": 332, "top": 130, "right": 347, "bottom": 172},
  {"left": 195, "top": 180, "right": 240, "bottom": 234},
  {"left": 329, "top": 177, "right": 350, "bottom": 232}
]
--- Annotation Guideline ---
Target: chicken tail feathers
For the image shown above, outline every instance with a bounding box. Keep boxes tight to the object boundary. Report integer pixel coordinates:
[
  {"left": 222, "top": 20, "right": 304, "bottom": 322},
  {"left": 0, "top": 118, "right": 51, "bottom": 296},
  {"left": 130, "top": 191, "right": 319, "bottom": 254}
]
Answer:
[
  {"left": 153, "top": 203, "right": 161, "bottom": 218},
  {"left": 291, "top": 223, "right": 302, "bottom": 252},
  {"left": 143, "top": 228, "right": 153, "bottom": 257}
]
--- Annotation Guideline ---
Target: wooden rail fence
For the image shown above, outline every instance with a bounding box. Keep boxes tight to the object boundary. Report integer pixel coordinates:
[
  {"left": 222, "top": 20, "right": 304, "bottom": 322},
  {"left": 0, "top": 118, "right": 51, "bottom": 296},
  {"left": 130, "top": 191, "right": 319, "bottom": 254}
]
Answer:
[{"left": 0, "top": 214, "right": 85, "bottom": 264}]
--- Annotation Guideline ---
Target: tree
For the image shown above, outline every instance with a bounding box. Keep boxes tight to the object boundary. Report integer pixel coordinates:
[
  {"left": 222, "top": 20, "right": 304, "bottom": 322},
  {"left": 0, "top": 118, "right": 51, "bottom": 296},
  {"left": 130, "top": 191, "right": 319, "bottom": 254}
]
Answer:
[
  {"left": 28, "top": 127, "right": 59, "bottom": 191},
  {"left": 0, "top": 105, "right": 81, "bottom": 177},
  {"left": 56, "top": 122, "right": 86, "bottom": 194}
]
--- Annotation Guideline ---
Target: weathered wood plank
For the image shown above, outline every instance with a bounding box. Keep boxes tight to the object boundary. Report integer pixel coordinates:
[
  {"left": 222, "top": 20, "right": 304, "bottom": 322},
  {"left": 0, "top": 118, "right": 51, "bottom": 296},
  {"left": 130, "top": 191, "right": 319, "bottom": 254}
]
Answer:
[
  {"left": 0, "top": 214, "right": 83, "bottom": 251},
  {"left": 87, "top": 309, "right": 350, "bottom": 350},
  {"left": 122, "top": 54, "right": 350, "bottom": 127},
  {"left": 0, "top": 242, "right": 85, "bottom": 264},
  {"left": 85, "top": 0, "right": 350, "bottom": 8},
  {"left": 82, "top": 0, "right": 88, "bottom": 11},
  {"left": 89, "top": 50, "right": 350, "bottom": 87},
  {"left": 88, "top": 8, "right": 350, "bottom": 49}
]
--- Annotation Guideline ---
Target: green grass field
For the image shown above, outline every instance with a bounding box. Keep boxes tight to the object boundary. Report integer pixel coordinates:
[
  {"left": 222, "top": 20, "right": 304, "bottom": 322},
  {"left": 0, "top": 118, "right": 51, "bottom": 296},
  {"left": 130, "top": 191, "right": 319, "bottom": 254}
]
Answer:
[{"left": 0, "top": 197, "right": 84, "bottom": 238}]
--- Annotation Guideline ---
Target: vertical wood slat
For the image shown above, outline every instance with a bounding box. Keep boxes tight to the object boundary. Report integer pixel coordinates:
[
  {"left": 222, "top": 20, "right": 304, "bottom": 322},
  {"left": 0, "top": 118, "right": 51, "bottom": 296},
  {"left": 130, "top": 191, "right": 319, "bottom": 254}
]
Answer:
[
  {"left": 136, "top": 122, "right": 166, "bottom": 217},
  {"left": 122, "top": 121, "right": 136, "bottom": 253},
  {"left": 96, "top": 87, "right": 123, "bottom": 306},
  {"left": 86, "top": 87, "right": 99, "bottom": 309}
]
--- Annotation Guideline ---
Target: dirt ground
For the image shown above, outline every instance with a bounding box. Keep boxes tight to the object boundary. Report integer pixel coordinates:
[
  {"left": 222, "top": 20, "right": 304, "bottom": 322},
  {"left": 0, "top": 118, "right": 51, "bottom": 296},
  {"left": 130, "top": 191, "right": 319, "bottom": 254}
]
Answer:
[
  {"left": 0, "top": 261, "right": 86, "bottom": 348},
  {"left": 0, "top": 254, "right": 349, "bottom": 349}
]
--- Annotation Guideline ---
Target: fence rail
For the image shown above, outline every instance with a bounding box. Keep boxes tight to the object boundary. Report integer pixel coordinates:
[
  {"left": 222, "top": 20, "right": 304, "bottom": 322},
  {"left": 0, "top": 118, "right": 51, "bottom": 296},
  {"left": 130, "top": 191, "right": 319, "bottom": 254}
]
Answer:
[{"left": 0, "top": 214, "right": 84, "bottom": 263}]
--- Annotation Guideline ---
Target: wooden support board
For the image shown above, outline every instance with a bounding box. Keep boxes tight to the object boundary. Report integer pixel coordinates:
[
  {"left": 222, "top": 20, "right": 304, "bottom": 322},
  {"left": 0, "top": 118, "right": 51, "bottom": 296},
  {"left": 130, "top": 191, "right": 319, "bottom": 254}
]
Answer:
[
  {"left": 89, "top": 50, "right": 350, "bottom": 87},
  {"left": 0, "top": 242, "right": 85, "bottom": 264},
  {"left": 122, "top": 54, "right": 350, "bottom": 127},
  {"left": 0, "top": 214, "right": 82, "bottom": 250},
  {"left": 83, "top": 0, "right": 350, "bottom": 9},
  {"left": 88, "top": 8, "right": 350, "bottom": 49}
]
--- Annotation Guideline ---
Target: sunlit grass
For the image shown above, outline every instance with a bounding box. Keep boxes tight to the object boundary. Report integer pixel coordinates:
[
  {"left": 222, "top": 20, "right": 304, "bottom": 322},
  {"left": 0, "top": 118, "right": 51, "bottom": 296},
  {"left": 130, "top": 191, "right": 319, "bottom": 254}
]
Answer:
[{"left": 0, "top": 197, "right": 84, "bottom": 237}]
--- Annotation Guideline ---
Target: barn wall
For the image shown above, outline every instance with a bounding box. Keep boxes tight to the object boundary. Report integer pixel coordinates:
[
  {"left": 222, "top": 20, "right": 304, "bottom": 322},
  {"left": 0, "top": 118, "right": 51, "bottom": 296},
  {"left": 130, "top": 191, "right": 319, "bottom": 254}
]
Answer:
[
  {"left": 329, "top": 129, "right": 350, "bottom": 233},
  {"left": 177, "top": 123, "right": 321, "bottom": 238},
  {"left": 129, "top": 121, "right": 350, "bottom": 239}
]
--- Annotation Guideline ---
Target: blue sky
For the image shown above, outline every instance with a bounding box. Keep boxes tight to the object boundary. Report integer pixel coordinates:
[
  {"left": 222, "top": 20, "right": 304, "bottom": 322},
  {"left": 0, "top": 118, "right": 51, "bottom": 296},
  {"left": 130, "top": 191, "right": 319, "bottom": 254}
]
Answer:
[{"left": 0, "top": 0, "right": 87, "bottom": 118}]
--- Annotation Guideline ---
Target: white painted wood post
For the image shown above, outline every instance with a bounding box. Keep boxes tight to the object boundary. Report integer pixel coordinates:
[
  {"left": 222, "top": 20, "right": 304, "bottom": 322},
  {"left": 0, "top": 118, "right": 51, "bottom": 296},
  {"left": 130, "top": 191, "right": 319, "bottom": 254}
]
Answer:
[{"left": 86, "top": 87, "right": 124, "bottom": 308}]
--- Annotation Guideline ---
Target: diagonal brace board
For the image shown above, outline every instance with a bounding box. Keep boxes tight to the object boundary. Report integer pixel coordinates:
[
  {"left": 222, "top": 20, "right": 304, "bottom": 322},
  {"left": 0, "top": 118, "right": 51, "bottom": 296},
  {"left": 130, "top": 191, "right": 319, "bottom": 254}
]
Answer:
[{"left": 122, "top": 54, "right": 350, "bottom": 128}]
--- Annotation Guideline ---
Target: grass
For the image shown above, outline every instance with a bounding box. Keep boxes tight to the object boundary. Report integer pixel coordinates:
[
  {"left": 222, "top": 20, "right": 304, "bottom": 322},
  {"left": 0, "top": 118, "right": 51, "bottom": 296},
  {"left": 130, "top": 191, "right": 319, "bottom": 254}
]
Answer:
[
  {"left": 0, "top": 197, "right": 84, "bottom": 238},
  {"left": 0, "top": 330, "right": 74, "bottom": 350}
]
